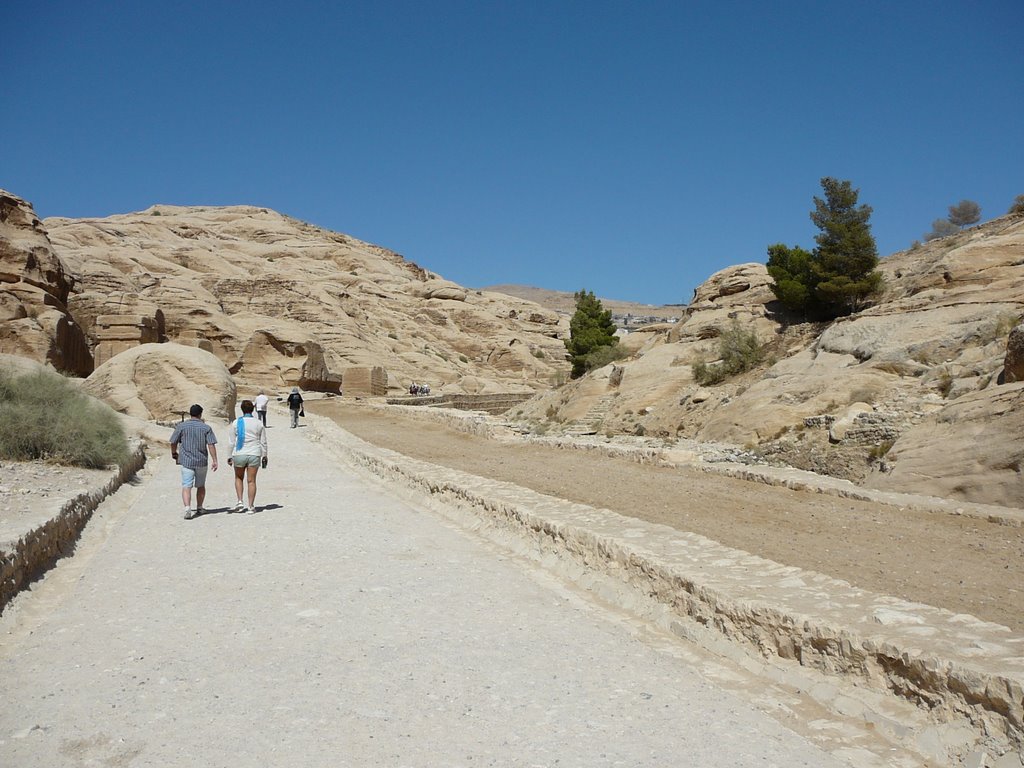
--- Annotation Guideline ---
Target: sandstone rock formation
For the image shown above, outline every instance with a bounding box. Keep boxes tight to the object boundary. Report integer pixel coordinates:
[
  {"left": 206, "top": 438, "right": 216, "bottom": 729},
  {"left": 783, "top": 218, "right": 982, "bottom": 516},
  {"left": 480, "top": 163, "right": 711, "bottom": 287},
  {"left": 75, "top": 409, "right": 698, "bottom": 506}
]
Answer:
[
  {"left": 868, "top": 383, "right": 1024, "bottom": 507},
  {"left": 82, "top": 343, "right": 237, "bottom": 423},
  {"left": 0, "top": 190, "right": 91, "bottom": 375},
  {"left": 515, "top": 216, "right": 1024, "bottom": 507},
  {"left": 41, "top": 205, "right": 568, "bottom": 394},
  {"left": 7, "top": 186, "right": 1022, "bottom": 507}
]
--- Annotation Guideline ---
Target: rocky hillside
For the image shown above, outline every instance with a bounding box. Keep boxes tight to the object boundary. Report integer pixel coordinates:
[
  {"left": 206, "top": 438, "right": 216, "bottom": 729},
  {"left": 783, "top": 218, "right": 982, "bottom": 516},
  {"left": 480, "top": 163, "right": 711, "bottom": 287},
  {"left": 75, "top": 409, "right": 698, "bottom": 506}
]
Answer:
[
  {"left": 6, "top": 195, "right": 570, "bottom": 394},
  {"left": 514, "top": 216, "right": 1024, "bottom": 508},
  {"left": 4, "top": 187, "right": 1021, "bottom": 507}
]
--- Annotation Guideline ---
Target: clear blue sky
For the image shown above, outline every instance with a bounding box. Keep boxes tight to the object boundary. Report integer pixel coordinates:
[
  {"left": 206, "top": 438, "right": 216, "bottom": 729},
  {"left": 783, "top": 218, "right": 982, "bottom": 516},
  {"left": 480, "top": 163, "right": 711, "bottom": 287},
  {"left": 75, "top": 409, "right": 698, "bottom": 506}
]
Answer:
[{"left": 4, "top": 1, "right": 1022, "bottom": 305}]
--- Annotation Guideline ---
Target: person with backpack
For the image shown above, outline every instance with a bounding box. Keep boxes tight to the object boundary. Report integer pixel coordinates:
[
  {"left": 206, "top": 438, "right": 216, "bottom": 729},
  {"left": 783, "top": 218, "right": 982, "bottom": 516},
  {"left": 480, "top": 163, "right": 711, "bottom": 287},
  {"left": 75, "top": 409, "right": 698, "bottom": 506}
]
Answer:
[{"left": 287, "top": 387, "right": 304, "bottom": 428}]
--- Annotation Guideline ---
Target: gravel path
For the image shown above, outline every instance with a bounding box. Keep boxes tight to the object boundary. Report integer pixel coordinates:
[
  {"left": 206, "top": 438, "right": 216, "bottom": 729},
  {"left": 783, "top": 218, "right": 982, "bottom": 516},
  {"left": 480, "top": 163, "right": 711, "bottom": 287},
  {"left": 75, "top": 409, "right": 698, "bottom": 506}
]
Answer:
[{"left": 0, "top": 415, "right": 848, "bottom": 767}]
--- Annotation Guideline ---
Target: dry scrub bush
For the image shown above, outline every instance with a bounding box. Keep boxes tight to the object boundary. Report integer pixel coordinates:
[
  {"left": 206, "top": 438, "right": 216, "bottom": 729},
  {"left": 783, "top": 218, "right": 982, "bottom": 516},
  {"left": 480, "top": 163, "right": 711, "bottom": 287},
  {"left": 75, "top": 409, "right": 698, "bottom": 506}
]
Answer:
[
  {"left": 692, "top": 321, "right": 765, "bottom": 386},
  {"left": 0, "top": 369, "right": 129, "bottom": 468}
]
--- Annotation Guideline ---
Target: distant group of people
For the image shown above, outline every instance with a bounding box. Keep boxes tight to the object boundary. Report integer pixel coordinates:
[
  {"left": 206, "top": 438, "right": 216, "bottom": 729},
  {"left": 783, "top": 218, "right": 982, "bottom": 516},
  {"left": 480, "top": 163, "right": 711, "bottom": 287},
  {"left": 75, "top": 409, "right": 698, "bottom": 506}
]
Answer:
[
  {"left": 408, "top": 382, "right": 431, "bottom": 396},
  {"left": 170, "top": 386, "right": 306, "bottom": 520}
]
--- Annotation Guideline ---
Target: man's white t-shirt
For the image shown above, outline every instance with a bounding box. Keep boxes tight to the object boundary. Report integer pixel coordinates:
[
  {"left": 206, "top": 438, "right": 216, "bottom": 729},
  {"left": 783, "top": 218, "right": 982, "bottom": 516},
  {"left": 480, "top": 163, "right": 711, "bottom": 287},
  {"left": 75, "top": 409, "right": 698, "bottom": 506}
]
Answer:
[{"left": 254, "top": 393, "right": 270, "bottom": 412}]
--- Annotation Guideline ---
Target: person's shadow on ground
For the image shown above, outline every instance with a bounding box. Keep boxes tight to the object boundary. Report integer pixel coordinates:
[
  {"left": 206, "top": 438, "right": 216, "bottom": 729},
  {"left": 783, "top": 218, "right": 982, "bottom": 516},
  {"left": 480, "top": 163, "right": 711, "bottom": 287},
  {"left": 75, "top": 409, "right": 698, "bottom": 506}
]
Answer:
[
  {"left": 194, "top": 506, "right": 230, "bottom": 517},
  {"left": 197, "top": 503, "right": 285, "bottom": 516}
]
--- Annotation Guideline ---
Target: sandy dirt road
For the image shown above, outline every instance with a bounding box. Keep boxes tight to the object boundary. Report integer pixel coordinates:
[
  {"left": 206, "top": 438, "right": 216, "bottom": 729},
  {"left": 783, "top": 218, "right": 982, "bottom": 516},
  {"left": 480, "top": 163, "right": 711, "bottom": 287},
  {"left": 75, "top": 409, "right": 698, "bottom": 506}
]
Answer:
[
  {"left": 309, "top": 400, "right": 1024, "bottom": 633},
  {"left": 0, "top": 414, "right": 854, "bottom": 767}
]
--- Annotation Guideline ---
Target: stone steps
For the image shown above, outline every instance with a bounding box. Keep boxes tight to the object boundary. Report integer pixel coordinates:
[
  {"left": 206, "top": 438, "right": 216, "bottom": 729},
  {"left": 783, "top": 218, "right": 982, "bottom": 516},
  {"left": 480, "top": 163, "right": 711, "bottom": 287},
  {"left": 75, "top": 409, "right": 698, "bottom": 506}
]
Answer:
[{"left": 563, "top": 393, "right": 617, "bottom": 435}]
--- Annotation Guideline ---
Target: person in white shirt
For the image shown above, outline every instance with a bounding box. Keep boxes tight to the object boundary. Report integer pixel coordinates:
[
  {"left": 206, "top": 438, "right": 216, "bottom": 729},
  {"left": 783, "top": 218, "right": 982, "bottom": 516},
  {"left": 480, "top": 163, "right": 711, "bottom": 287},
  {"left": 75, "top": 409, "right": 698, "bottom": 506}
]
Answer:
[
  {"left": 254, "top": 390, "right": 270, "bottom": 426},
  {"left": 227, "top": 399, "right": 268, "bottom": 514}
]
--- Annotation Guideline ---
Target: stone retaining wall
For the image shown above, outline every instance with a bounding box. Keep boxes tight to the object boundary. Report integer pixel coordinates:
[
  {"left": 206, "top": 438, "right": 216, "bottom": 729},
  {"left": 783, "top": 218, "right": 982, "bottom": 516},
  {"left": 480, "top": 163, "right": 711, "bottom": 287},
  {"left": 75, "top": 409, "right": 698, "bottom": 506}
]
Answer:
[
  {"left": 386, "top": 392, "right": 535, "bottom": 415},
  {"left": 0, "top": 443, "right": 147, "bottom": 613},
  {"left": 310, "top": 416, "right": 1024, "bottom": 764}
]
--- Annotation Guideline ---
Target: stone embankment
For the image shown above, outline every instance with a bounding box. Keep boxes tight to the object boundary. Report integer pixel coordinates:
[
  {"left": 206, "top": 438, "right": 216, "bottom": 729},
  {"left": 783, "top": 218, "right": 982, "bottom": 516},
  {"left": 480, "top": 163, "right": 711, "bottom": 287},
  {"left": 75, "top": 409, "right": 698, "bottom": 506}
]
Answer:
[
  {"left": 0, "top": 443, "right": 146, "bottom": 612},
  {"left": 385, "top": 392, "right": 535, "bottom": 415},
  {"left": 305, "top": 406, "right": 1024, "bottom": 766}
]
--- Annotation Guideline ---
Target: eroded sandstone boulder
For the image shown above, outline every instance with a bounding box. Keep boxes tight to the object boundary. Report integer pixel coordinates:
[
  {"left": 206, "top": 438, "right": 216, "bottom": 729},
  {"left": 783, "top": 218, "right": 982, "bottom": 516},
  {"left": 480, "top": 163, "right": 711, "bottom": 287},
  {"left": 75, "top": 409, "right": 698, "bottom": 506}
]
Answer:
[
  {"left": 240, "top": 330, "right": 342, "bottom": 392},
  {"left": 866, "top": 383, "right": 1024, "bottom": 508},
  {"left": 0, "top": 190, "right": 91, "bottom": 375},
  {"left": 83, "top": 343, "right": 236, "bottom": 423}
]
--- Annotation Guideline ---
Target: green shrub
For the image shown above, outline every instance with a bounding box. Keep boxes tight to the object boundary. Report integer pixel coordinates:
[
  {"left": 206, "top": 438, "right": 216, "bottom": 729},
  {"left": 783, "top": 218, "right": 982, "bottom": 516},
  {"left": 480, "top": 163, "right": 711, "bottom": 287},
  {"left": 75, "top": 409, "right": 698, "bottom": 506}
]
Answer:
[
  {"left": 868, "top": 441, "right": 894, "bottom": 460},
  {"left": 936, "top": 370, "right": 954, "bottom": 398},
  {"left": 691, "top": 359, "right": 727, "bottom": 386},
  {"left": 692, "top": 321, "right": 766, "bottom": 386},
  {"left": 580, "top": 342, "right": 628, "bottom": 373},
  {"left": 0, "top": 370, "right": 129, "bottom": 468}
]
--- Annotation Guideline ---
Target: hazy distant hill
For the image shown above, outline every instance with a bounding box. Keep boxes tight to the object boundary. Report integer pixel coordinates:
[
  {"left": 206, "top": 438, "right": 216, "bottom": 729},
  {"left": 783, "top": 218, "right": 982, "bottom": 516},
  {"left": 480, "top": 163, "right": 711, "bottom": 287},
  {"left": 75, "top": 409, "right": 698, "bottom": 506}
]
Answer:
[{"left": 482, "top": 284, "right": 684, "bottom": 320}]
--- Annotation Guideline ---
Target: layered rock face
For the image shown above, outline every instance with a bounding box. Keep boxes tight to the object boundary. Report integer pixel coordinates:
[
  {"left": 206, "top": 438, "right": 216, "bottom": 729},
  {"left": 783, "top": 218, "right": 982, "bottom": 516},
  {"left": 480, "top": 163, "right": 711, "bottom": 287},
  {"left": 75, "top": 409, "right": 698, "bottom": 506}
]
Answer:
[
  {"left": 0, "top": 191, "right": 91, "bottom": 375},
  {"left": 39, "top": 205, "right": 568, "bottom": 394},
  {"left": 518, "top": 216, "right": 1024, "bottom": 507}
]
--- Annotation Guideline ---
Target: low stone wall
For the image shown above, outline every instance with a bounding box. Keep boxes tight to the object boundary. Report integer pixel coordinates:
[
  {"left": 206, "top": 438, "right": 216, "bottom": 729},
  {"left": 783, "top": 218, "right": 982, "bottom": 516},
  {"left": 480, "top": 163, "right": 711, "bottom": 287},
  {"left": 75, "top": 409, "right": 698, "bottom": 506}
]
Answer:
[
  {"left": 310, "top": 415, "right": 1024, "bottom": 765},
  {"left": 0, "top": 442, "right": 147, "bottom": 613},
  {"left": 386, "top": 392, "right": 535, "bottom": 415}
]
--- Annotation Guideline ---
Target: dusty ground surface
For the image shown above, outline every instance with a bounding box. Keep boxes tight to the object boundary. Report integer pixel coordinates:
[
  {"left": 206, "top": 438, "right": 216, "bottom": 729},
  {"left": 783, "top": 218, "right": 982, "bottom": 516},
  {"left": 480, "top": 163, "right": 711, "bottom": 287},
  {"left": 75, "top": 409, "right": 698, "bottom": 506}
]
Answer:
[
  {"left": 309, "top": 400, "right": 1024, "bottom": 634},
  {"left": 1, "top": 414, "right": 859, "bottom": 768}
]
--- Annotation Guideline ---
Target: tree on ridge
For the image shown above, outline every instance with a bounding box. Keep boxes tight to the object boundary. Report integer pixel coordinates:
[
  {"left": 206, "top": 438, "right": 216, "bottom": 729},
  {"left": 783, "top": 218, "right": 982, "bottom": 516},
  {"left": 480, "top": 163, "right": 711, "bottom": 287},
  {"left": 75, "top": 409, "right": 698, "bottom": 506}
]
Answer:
[
  {"left": 565, "top": 290, "right": 617, "bottom": 379},
  {"left": 766, "top": 177, "right": 882, "bottom": 320},
  {"left": 948, "top": 200, "right": 981, "bottom": 228},
  {"left": 923, "top": 218, "right": 960, "bottom": 241}
]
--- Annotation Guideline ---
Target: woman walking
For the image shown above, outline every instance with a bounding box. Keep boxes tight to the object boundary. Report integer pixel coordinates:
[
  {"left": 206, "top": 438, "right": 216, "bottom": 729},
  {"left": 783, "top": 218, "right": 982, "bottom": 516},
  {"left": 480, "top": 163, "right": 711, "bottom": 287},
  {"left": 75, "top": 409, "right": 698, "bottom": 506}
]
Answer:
[{"left": 227, "top": 399, "right": 268, "bottom": 514}]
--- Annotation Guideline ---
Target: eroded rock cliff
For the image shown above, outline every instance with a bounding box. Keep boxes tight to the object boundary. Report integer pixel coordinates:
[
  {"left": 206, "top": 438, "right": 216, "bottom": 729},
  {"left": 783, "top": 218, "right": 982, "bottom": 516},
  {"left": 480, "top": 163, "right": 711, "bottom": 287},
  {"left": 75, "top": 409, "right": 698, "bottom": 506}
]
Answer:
[{"left": 40, "top": 204, "right": 569, "bottom": 393}]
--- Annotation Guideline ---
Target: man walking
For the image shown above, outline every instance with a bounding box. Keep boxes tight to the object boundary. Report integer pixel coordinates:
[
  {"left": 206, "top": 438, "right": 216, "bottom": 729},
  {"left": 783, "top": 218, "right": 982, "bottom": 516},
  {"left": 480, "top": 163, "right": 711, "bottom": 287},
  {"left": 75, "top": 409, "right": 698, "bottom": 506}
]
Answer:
[
  {"left": 170, "top": 404, "right": 219, "bottom": 520},
  {"left": 286, "top": 387, "right": 304, "bottom": 428},
  {"left": 254, "top": 390, "right": 270, "bottom": 426}
]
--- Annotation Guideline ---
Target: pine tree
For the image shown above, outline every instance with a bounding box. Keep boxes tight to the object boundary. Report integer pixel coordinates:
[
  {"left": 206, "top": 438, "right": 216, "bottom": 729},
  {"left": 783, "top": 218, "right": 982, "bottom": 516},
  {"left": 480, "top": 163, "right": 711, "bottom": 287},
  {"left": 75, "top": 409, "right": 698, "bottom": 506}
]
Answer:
[
  {"left": 565, "top": 290, "right": 617, "bottom": 378},
  {"left": 767, "top": 177, "right": 882, "bottom": 319}
]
